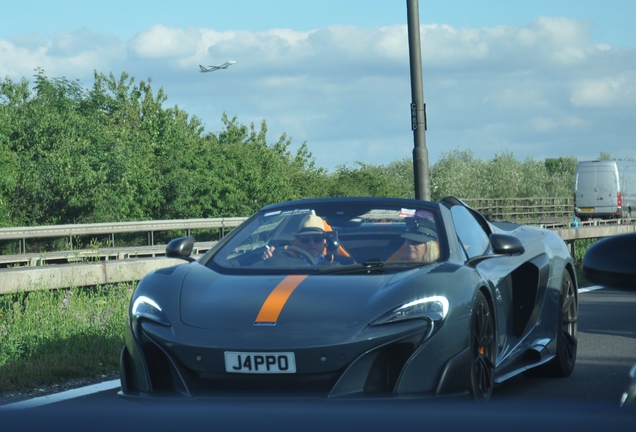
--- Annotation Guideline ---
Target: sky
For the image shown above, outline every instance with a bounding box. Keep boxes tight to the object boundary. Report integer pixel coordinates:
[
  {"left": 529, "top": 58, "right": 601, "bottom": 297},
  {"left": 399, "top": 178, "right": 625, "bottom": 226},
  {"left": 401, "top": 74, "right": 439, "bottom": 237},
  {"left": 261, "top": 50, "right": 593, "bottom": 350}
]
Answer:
[{"left": 1, "top": 1, "right": 635, "bottom": 172}]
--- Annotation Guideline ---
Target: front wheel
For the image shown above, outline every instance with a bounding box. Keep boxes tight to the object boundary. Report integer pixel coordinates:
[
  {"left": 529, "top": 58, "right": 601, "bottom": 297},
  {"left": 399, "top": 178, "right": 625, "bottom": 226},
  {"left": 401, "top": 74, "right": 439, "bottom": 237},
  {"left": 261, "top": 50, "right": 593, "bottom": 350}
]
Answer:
[{"left": 469, "top": 290, "right": 496, "bottom": 401}]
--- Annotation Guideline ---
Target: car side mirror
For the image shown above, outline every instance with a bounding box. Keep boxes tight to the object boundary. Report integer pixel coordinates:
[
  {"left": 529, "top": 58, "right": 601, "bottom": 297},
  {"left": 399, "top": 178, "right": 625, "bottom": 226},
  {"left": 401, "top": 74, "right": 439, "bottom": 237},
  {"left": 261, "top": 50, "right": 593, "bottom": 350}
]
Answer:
[
  {"left": 583, "top": 233, "right": 636, "bottom": 289},
  {"left": 466, "top": 234, "right": 525, "bottom": 267},
  {"left": 490, "top": 233, "right": 525, "bottom": 255},
  {"left": 166, "top": 236, "right": 196, "bottom": 262}
]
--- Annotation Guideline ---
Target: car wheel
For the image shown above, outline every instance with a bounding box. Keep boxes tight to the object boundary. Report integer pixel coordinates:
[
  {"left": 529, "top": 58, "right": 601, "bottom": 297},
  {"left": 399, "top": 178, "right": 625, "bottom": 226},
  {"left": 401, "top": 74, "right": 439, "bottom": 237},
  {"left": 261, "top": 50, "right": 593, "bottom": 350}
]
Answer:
[
  {"left": 545, "top": 271, "right": 578, "bottom": 377},
  {"left": 469, "top": 290, "right": 496, "bottom": 402}
]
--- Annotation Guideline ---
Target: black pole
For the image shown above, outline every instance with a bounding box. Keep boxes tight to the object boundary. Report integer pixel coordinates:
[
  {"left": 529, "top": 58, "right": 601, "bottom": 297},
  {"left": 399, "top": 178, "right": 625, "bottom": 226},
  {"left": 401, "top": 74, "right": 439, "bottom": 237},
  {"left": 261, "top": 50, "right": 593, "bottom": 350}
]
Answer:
[{"left": 406, "top": 0, "right": 430, "bottom": 200}]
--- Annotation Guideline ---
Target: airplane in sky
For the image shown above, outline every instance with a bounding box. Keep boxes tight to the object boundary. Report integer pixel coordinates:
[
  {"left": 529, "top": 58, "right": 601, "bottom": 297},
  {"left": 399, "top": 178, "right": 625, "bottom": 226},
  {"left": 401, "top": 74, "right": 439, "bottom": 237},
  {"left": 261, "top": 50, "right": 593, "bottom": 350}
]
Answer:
[{"left": 199, "top": 61, "right": 236, "bottom": 73}]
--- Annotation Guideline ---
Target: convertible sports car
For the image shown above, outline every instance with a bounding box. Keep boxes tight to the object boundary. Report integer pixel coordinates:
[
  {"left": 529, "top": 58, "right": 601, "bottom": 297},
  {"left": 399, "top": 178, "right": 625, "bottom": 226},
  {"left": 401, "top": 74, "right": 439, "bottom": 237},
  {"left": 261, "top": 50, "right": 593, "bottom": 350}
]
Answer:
[{"left": 120, "top": 196, "right": 578, "bottom": 401}]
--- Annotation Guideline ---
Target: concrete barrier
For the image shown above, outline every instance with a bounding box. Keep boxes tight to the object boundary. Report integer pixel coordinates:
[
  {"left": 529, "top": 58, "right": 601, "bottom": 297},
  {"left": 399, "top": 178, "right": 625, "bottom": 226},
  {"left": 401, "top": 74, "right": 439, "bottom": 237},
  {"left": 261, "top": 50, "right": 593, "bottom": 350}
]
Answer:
[{"left": 0, "top": 257, "right": 188, "bottom": 294}]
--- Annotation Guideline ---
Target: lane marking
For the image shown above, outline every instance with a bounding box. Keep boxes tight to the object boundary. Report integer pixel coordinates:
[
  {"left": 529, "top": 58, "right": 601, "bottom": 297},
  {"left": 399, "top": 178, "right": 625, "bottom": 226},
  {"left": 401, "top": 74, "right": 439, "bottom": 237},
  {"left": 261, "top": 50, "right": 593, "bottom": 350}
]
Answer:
[
  {"left": 255, "top": 275, "right": 307, "bottom": 325},
  {"left": 0, "top": 379, "right": 120, "bottom": 410},
  {"left": 579, "top": 285, "right": 604, "bottom": 293}
]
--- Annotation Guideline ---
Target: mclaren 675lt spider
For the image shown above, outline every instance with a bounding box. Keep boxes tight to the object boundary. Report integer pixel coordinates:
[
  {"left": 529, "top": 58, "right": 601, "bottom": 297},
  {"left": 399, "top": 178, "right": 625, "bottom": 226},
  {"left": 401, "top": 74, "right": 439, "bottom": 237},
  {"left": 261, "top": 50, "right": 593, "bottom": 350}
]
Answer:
[{"left": 120, "top": 196, "right": 578, "bottom": 401}]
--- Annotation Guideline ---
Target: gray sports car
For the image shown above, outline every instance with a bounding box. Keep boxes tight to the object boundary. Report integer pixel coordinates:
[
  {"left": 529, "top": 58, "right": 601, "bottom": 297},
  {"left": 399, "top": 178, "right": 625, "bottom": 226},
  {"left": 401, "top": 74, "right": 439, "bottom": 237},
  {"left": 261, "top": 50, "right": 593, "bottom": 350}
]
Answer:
[{"left": 120, "top": 196, "right": 578, "bottom": 401}]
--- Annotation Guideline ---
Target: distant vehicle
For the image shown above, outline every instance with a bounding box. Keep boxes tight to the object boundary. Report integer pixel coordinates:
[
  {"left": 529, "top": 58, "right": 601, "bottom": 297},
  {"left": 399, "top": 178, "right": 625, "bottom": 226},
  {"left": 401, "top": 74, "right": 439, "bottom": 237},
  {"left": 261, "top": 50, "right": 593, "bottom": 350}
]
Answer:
[
  {"left": 574, "top": 160, "right": 636, "bottom": 220},
  {"left": 199, "top": 61, "right": 236, "bottom": 72}
]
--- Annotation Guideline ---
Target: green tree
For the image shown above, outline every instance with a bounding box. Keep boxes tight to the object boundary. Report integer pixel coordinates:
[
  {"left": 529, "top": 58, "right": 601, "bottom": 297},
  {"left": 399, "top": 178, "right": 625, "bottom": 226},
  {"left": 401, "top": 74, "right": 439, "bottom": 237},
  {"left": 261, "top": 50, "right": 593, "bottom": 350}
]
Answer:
[
  {"left": 1, "top": 68, "right": 589, "bottom": 232},
  {"left": 326, "top": 161, "right": 410, "bottom": 198},
  {"left": 430, "top": 149, "right": 486, "bottom": 200},
  {"left": 1, "top": 71, "right": 92, "bottom": 225},
  {"left": 158, "top": 114, "right": 327, "bottom": 219}
]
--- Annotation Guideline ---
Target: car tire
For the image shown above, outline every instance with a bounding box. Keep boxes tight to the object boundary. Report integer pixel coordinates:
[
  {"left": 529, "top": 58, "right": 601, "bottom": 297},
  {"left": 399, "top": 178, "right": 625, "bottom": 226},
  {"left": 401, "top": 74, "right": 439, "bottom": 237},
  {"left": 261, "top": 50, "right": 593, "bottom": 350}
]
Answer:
[
  {"left": 469, "top": 290, "right": 496, "bottom": 402},
  {"left": 542, "top": 271, "right": 578, "bottom": 377}
]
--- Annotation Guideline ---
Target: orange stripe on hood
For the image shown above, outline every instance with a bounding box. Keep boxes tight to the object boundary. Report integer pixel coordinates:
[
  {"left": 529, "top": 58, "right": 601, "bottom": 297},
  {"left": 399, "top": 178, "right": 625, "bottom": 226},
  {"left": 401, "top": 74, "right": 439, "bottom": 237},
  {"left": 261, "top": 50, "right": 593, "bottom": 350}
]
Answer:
[{"left": 255, "top": 275, "right": 308, "bottom": 325}]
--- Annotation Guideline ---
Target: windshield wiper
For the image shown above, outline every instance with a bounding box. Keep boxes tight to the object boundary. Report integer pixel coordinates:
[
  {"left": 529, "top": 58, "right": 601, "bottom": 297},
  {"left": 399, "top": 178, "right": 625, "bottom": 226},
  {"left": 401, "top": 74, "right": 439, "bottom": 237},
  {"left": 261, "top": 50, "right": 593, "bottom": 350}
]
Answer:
[
  {"left": 362, "top": 259, "right": 385, "bottom": 273},
  {"left": 317, "top": 258, "right": 433, "bottom": 274},
  {"left": 316, "top": 259, "right": 386, "bottom": 275}
]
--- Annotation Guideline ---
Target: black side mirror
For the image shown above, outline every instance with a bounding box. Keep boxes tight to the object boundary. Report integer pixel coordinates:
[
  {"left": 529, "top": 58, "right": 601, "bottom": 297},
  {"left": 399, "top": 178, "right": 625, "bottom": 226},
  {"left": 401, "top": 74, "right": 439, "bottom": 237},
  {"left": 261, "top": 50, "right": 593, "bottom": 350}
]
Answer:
[
  {"left": 490, "top": 233, "right": 525, "bottom": 255},
  {"left": 466, "top": 234, "right": 525, "bottom": 267},
  {"left": 166, "top": 236, "right": 196, "bottom": 262},
  {"left": 583, "top": 233, "right": 636, "bottom": 289}
]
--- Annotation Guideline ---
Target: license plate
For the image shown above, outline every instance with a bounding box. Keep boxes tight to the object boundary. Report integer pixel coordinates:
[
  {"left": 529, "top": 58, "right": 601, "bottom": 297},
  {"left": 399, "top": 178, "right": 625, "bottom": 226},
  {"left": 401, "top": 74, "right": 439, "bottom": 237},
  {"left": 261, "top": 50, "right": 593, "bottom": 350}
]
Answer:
[
  {"left": 579, "top": 208, "right": 594, "bottom": 212},
  {"left": 224, "top": 351, "right": 296, "bottom": 374}
]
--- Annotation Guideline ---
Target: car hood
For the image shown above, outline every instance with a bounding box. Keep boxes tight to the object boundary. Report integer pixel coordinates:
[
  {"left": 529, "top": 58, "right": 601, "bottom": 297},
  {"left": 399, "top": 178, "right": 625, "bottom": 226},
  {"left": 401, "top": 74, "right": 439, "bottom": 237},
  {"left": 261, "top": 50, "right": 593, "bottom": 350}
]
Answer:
[{"left": 178, "top": 264, "right": 428, "bottom": 332}]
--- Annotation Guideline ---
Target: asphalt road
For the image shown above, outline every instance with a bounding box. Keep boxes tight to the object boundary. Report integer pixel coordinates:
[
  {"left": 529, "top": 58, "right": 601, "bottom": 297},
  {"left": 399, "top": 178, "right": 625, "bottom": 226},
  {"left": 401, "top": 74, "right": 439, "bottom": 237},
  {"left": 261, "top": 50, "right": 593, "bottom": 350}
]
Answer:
[
  {"left": 2, "top": 286, "right": 635, "bottom": 430},
  {"left": 492, "top": 285, "right": 636, "bottom": 403}
]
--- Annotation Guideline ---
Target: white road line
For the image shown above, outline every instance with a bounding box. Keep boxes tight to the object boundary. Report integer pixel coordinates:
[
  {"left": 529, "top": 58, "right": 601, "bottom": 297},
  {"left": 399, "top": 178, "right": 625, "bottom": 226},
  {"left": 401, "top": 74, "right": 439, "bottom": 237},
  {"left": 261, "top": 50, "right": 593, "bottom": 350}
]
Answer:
[
  {"left": 0, "top": 379, "right": 120, "bottom": 410},
  {"left": 579, "top": 285, "right": 604, "bottom": 293}
]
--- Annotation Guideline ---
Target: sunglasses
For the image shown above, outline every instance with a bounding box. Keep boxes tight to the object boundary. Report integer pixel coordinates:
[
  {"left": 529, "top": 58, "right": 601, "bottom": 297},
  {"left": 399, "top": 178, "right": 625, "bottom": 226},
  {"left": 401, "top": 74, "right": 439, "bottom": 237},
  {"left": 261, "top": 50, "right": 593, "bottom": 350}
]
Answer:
[
  {"left": 299, "top": 235, "right": 324, "bottom": 244},
  {"left": 405, "top": 239, "right": 425, "bottom": 246}
]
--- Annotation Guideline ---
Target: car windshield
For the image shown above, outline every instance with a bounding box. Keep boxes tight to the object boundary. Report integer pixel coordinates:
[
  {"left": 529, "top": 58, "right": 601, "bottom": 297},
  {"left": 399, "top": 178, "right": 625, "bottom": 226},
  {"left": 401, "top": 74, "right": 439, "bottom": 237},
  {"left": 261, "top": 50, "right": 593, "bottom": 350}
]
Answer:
[{"left": 207, "top": 200, "right": 445, "bottom": 274}]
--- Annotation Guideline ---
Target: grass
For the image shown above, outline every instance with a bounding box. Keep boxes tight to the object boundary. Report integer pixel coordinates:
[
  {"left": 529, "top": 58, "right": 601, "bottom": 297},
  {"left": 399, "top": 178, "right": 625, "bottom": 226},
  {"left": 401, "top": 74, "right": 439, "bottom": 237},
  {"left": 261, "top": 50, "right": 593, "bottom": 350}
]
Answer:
[{"left": 0, "top": 283, "right": 133, "bottom": 393}]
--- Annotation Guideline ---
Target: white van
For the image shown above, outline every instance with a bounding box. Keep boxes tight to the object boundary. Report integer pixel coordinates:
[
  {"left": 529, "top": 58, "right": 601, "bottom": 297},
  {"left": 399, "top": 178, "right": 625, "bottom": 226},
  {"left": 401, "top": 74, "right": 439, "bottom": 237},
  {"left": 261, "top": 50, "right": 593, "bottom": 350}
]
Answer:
[{"left": 574, "top": 160, "right": 636, "bottom": 219}]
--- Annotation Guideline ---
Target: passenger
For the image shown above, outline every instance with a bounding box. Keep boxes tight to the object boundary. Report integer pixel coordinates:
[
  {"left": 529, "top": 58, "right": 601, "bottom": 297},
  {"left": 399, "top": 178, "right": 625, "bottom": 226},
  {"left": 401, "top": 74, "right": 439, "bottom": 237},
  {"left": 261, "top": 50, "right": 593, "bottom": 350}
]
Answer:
[
  {"left": 399, "top": 218, "right": 440, "bottom": 262},
  {"left": 262, "top": 214, "right": 328, "bottom": 262}
]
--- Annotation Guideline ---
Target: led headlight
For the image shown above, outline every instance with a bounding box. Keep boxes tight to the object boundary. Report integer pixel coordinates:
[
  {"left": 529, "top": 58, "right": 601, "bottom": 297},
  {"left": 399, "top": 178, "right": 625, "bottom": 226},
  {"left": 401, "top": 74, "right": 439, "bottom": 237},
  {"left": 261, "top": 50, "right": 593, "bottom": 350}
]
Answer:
[
  {"left": 371, "top": 295, "right": 449, "bottom": 326},
  {"left": 131, "top": 295, "right": 171, "bottom": 327}
]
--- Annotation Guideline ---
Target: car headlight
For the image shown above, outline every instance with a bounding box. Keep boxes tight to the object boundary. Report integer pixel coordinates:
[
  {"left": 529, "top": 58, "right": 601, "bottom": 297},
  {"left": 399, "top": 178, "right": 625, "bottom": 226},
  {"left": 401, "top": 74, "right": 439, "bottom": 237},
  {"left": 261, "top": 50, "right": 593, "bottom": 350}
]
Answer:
[
  {"left": 131, "top": 295, "right": 171, "bottom": 327},
  {"left": 371, "top": 295, "right": 449, "bottom": 326}
]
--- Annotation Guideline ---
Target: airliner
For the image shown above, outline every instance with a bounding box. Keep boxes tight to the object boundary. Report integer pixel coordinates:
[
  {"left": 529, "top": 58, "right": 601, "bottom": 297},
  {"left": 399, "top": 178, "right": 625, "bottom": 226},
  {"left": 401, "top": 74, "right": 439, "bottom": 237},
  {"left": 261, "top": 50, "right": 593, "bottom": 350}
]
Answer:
[{"left": 199, "top": 61, "right": 236, "bottom": 73}]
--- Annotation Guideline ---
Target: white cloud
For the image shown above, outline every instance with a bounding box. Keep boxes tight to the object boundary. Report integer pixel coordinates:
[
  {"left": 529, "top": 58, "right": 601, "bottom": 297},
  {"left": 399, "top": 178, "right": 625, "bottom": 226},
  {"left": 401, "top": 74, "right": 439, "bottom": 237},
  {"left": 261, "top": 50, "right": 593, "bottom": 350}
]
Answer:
[
  {"left": 0, "top": 30, "right": 125, "bottom": 78},
  {"left": 1, "top": 17, "right": 635, "bottom": 169},
  {"left": 570, "top": 74, "right": 636, "bottom": 108},
  {"left": 129, "top": 24, "right": 200, "bottom": 58}
]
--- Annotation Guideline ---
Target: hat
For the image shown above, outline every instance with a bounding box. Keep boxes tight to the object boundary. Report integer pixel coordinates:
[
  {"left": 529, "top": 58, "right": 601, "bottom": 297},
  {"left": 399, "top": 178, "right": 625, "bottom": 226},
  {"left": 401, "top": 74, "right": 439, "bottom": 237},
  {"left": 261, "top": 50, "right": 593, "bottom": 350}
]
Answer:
[
  {"left": 296, "top": 214, "right": 325, "bottom": 235},
  {"left": 401, "top": 218, "right": 437, "bottom": 243}
]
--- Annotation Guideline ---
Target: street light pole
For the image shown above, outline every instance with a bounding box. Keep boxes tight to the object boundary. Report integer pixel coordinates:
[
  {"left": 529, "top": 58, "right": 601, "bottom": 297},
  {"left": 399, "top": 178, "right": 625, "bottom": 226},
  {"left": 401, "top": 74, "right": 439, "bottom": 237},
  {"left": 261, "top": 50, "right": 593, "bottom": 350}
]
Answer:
[{"left": 406, "top": 0, "right": 431, "bottom": 200}]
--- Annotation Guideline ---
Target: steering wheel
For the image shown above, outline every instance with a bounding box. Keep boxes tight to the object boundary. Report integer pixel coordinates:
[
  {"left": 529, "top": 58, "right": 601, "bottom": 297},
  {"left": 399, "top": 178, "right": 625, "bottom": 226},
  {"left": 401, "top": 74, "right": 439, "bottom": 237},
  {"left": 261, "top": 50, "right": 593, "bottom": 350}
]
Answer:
[{"left": 275, "top": 246, "right": 317, "bottom": 265}]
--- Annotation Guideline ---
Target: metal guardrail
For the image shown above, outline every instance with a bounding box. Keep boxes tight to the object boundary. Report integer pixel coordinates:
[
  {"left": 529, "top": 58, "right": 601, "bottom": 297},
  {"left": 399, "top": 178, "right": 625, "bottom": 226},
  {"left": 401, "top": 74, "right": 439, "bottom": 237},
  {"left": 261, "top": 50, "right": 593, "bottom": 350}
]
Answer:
[
  {"left": 0, "top": 217, "right": 248, "bottom": 253},
  {"left": 464, "top": 197, "right": 573, "bottom": 221},
  {"left": 0, "top": 242, "right": 217, "bottom": 267}
]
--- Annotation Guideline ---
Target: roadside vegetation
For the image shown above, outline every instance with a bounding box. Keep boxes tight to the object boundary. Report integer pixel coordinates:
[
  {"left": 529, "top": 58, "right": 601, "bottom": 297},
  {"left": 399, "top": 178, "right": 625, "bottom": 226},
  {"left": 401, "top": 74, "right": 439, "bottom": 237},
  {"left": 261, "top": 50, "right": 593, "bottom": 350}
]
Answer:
[
  {"left": 0, "top": 70, "right": 610, "bottom": 394},
  {"left": 0, "top": 283, "right": 132, "bottom": 393}
]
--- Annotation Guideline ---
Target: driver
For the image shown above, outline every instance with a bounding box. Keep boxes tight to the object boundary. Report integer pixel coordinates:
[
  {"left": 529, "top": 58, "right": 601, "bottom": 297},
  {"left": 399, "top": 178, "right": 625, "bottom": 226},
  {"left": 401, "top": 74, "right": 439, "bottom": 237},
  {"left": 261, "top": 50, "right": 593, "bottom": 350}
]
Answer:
[{"left": 262, "top": 214, "right": 328, "bottom": 263}]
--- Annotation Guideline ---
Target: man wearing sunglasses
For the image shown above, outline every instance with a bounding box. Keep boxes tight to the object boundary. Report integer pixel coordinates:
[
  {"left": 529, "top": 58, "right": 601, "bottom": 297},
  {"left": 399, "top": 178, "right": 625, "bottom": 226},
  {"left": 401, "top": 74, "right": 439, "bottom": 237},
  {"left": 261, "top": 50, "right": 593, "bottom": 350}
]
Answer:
[{"left": 262, "top": 214, "right": 329, "bottom": 263}]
